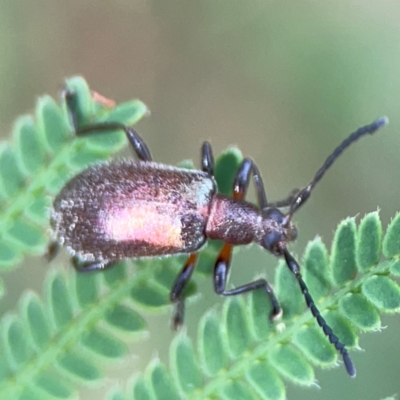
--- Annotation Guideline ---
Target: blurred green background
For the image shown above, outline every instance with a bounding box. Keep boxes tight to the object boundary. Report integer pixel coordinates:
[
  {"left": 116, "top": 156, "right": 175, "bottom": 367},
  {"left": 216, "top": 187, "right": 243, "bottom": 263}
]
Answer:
[{"left": 1, "top": 1, "right": 400, "bottom": 399}]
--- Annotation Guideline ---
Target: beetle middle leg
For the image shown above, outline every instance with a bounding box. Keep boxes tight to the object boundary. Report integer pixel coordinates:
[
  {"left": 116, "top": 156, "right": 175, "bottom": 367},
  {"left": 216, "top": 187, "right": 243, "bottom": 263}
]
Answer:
[
  {"left": 169, "top": 143, "right": 215, "bottom": 328},
  {"left": 213, "top": 158, "right": 282, "bottom": 320},
  {"left": 64, "top": 89, "right": 152, "bottom": 162}
]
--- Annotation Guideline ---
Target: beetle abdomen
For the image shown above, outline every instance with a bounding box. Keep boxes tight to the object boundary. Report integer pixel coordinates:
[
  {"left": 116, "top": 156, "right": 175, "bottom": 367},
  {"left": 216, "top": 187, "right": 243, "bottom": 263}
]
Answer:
[{"left": 51, "top": 160, "right": 216, "bottom": 261}]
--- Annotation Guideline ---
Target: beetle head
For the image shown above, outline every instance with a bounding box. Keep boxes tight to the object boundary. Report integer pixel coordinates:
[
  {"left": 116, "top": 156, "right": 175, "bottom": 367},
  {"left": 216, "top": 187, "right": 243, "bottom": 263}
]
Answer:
[{"left": 260, "top": 207, "right": 297, "bottom": 256}]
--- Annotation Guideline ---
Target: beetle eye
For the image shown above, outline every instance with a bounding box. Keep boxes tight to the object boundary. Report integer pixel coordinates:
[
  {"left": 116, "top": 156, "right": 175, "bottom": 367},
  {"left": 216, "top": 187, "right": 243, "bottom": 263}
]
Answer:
[{"left": 262, "top": 231, "right": 283, "bottom": 253}]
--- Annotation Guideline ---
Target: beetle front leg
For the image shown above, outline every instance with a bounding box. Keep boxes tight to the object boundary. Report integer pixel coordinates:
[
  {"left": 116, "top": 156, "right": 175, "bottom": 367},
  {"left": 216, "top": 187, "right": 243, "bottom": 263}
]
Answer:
[
  {"left": 267, "top": 188, "right": 301, "bottom": 208},
  {"left": 213, "top": 243, "right": 282, "bottom": 320},
  {"left": 213, "top": 158, "right": 282, "bottom": 320}
]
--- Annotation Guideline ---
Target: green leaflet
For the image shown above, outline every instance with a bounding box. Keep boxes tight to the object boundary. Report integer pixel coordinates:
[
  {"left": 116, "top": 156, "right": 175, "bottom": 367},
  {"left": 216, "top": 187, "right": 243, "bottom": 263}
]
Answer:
[
  {"left": 170, "top": 333, "right": 203, "bottom": 395},
  {"left": 197, "top": 309, "right": 229, "bottom": 376},
  {"left": 269, "top": 344, "right": 315, "bottom": 386},
  {"left": 275, "top": 259, "right": 304, "bottom": 319},
  {"left": 148, "top": 361, "right": 180, "bottom": 400},
  {"left": 323, "top": 310, "right": 358, "bottom": 348},
  {"left": 80, "top": 327, "right": 128, "bottom": 359},
  {"left": 57, "top": 350, "right": 101, "bottom": 383},
  {"left": 302, "top": 238, "right": 330, "bottom": 301},
  {"left": 246, "top": 361, "right": 285, "bottom": 400},
  {"left": 331, "top": 217, "right": 357, "bottom": 286},
  {"left": 21, "top": 292, "right": 51, "bottom": 351},
  {"left": 293, "top": 324, "right": 337, "bottom": 367},
  {"left": 131, "top": 376, "right": 154, "bottom": 400},
  {"left": 383, "top": 212, "right": 400, "bottom": 258},
  {"left": 339, "top": 293, "right": 381, "bottom": 331},
  {"left": 104, "top": 304, "right": 146, "bottom": 334},
  {"left": 2, "top": 315, "right": 33, "bottom": 368},
  {"left": 47, "top": 271, "right": 74, "bottom": 329},
  {"left": 362, "top": 276, "right": 400, "bottom": 312},
  {"left": 223, "top": 296, "right": 252, "bottom": 358},
  {"left": 357, "top": 211, "right": 382, "bottom": 271}
]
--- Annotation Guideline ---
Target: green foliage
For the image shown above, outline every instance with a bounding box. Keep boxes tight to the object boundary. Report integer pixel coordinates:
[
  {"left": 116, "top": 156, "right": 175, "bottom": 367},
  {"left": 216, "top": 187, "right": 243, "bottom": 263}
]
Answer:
[
  {"left": 109, "top": 212, "right": 400, "bottom": 400},
  {"left": 2, "top": 211, "right": 399, "bottom": 400},
  {"left": 0, "top": 76, "right": 148, "bottom": 294},
  {"left": 0, "top": 80, "right": 400, "bottom": 400}
]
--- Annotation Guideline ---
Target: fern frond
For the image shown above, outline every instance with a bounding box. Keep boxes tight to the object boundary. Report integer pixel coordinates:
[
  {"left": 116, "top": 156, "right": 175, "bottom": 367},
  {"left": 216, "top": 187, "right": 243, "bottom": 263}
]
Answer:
[
  {"left": 109, "top": 211, "right": 400, "bottom": 400},
  {"left": 0, "top": 76, "right": 148, "bottom": 277},
  {"left": 0, "top": 139, "right": 242, "bottom": 400},
  {"left": 2, "top": 82, "right": 400, "bottom": 399},
  {"left": 0, "top": 259, "right": 169, "bottom": 399}
]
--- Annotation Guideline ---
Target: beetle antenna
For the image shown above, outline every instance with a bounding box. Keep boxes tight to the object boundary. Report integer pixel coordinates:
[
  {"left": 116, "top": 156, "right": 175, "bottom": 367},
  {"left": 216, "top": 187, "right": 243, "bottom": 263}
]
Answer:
[
  {"left": 283, "top": 249, "right": 356, "bottom": 377},
  {"left": 287, "top": 116, "right": 389, "bottom": 217}
]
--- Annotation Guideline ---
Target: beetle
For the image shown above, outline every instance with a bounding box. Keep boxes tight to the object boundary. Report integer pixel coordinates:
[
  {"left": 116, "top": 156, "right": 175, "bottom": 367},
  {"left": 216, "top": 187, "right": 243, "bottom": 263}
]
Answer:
[{"left": 48, "top": 89, "right": 388, "bottom": 377}]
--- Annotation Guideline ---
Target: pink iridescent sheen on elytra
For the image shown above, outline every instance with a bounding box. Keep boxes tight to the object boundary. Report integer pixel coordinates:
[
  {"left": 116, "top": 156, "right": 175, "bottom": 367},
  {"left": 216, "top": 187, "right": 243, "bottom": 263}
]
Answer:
[
  {"left": 51, "top": 160, "right": 216, "bottom": 261},
  {"left": 103, "top": 204, "right": 183, "bottom": 247}
]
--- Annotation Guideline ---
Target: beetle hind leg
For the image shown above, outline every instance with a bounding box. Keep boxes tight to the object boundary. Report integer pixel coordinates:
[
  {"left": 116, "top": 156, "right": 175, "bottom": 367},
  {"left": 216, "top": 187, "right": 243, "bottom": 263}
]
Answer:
[
  {"left": 46, "top": 241, "right": 61, "bottom": 262},
  {"left": 71, "top": 256, "right": 114, "bottom": 272},
  {"left": 170, "top": 253, "right": 198, "bottom": 329}
]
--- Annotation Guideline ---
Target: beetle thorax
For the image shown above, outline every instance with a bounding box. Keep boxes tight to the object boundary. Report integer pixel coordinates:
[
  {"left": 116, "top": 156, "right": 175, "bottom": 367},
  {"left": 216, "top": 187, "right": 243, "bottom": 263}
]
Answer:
[{"left": 205, "top": 194, "right": 264, "bottom": 245}]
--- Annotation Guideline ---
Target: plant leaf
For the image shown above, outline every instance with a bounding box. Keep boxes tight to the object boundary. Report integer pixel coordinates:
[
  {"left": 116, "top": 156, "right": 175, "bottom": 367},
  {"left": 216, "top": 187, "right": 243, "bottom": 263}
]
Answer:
[
  {"left": 107, "top": 212, "right": 400, "bottom": 400},
  {"left": 0, "top": 76, "right": 148, "bottom": 281}
]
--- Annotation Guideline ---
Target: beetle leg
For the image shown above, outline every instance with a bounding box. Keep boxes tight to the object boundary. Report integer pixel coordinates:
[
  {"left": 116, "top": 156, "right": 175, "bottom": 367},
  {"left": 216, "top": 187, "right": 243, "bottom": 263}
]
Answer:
[
  {"left": 46, "top": 241, "right": 60, "bottom": 262},
  {"left": 212, "top": 158, "right": 282, "bottom": 320},
  {"left": 168, "top": 142, "right": 213, "bottom": 328},
  {"left": 64, "top": 90, "right": 152, "bottom": 161},
  {"left": 167, "top": 139, "right": 213, "bottom": 328},
  {"left": 213, "top": 242, "right": 282, "bottom": 320},
  {"left": 170, "top": 253, "right": 198, "bottom": 329},
  {"left": 71, "top": 256, "right": 114, "bottom": 272},
  {"left": 234, "top": 158, "right": 268, "bottom": 208},
  {"left": 201, "top": 141, "right": 214, "bottom": 176}
]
